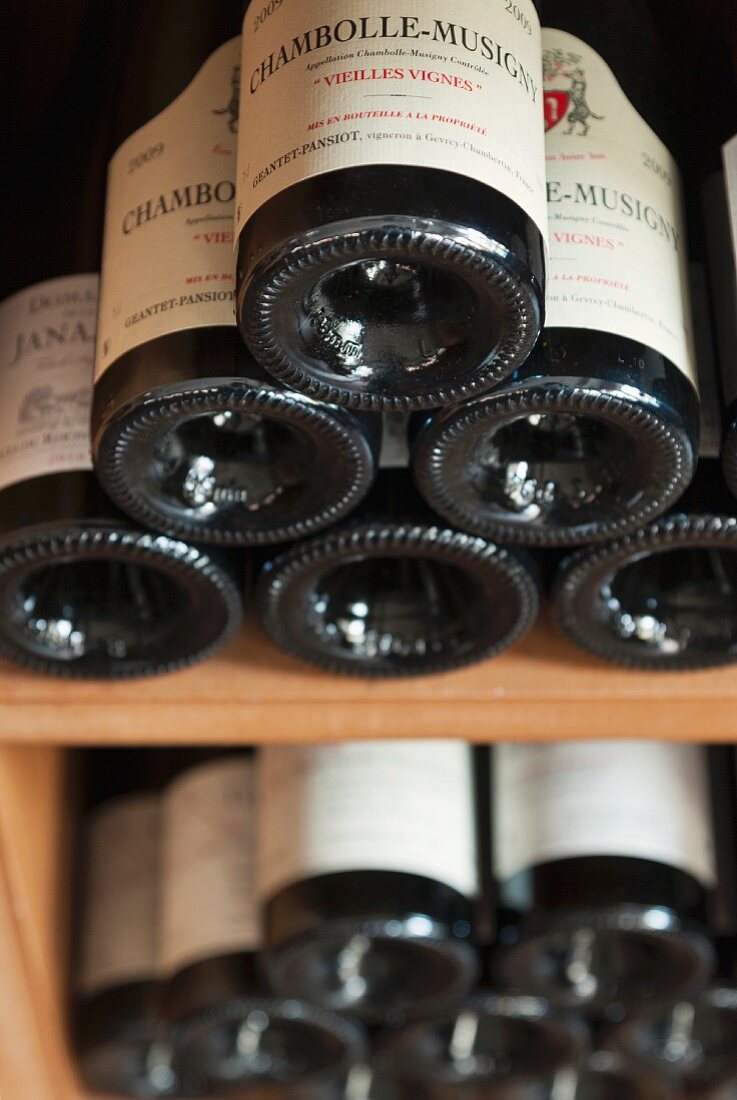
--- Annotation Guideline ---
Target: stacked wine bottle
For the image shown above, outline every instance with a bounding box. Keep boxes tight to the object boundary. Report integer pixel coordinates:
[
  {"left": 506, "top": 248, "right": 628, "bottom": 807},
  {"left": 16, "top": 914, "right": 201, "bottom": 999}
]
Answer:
[
  {"left": 3, "top": 0, "right": 737, "bottom": 679},
  {"left": 74, "top": 740, "right": 737, "bottom": 1099}
]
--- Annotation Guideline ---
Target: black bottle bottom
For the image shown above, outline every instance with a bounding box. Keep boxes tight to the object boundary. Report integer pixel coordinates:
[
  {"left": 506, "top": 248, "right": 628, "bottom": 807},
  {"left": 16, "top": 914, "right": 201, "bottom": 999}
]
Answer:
[
  {"left": 256, "top": 521, "right": 539, "bottom": 677},
  {"left": 0, "top": 520, "right": 242, "bottom": 678},
  {"left": 603, "top": 984, "right": 737, "bottom": 1095},
  {"left": 165, "top": 952, "right": 365, "bottom": 1095},
  {"left": 412, "top": 335, "right": 698, "bottom": 547},
  {"left": 237, "top": 167, "right": 545, "bottom": 411},
  {"left": 381, "top": 991, "right": 585, "bottom": 1087},
  {"left": 264, "top": 872, "right": 480, "bottom": 1026},
  {"left": 76, "top": 984, "right": 180, "bottom": 1099},
  {"left": 494, "top": 905, "right": 713, "bottom": 1016},
  {"left": 93, "top": 330, "right": 380, "bottom": 546},
  {"left": 554, "top": 514, "right": 737, "bottom": 670}
]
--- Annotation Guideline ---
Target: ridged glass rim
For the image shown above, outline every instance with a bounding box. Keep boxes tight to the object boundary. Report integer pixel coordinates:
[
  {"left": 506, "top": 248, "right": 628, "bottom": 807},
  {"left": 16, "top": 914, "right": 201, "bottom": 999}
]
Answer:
[
  {"left": 0, "top": 521, "right": 242, "bottom": 678},
  {"left": 263, "top": 913, "right": 481, "bottom": 1026},
  {"left": 554, "top": 514, "right": 737, "bottom": 670},
  {"left": 94, "top": 379, "right": 378, "bottom": 546},
  {"left": 241, "top": 215, "right": 543, "bottom": 412},
  {"left": 413, "top": 380, "right": 696, "bottom": 547},
  {"left": 256, "top": 520, "right": 540, "bottom": 678},
  {"left": 495, "top": 904, "right": 715, "bottom": 1011}
]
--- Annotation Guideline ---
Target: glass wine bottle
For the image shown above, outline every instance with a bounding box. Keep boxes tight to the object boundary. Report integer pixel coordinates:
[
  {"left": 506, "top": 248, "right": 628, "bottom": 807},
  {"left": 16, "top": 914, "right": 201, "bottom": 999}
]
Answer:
[
  {"left": 411, "top": 0, "right": 699, "bottom": 546},
  {"left": 160, "top": 751, "right": 365, "bottom": 1097},
  {"left": 259, "top": 741, "right": 481, "bottom": 1025},
  {"left": 492, "top": 742, "right": 716, "bottom": 1016},
  {"left": 74, "top": 749, "right": 180, "bottom": 1099},
  {"left": 90, "top": 0, "right": 380, "bottom": 546},
  {"left": 234, "top": 1, "right": 547, "bottom": 411},
  {"left": 0, "top": 3, "right": 243, "bottom": 679},
  {"left": 256, "top": 470, "right": 540, "bottom": 678}
]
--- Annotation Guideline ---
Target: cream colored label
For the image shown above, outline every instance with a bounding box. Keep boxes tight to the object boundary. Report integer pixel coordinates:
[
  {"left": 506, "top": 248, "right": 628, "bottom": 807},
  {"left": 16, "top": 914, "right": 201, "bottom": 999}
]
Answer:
[
  {"left": 690, "top": 263, "right": 721, "bottom": 458},
  {"left": 259, "top": 741, "right": 478, "bottom": 899},
  {"left": 0, "top": 275, "right": 95, "bottom": 492},
  {"left": 493, "top": 742, "right": 717, "bottom": 887},
  {"left": 95, "top": 37, "right": 240, "bottom": 380},
  {"left": 724, "top": 134, "right": 737, "bottom": 265},
  {"left": 235, "top": 1, "right": 547, "bottom": 240},
  {"left": 160, "top": 757, "right": 258, "bottom": 977},
  {"left": 543, "top": 29, "right": 695, "bottom": 385},
  {"left": 78, "top": 794, "right": 161, "bottom": 998}
]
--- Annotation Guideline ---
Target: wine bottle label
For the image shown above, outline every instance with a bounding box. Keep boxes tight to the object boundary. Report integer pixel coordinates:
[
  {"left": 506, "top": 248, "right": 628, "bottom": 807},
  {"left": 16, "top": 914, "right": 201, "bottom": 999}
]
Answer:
[
  {"left": 689, "top": 263, "right": 721, "bottom": 458},
  {"left": 95, "top": 37, "right": 240, "bottom": 380},
  {"left": 542, "top": 29, "right": 696, "bottom": 386},
  {"left": 78, "top": 793, "right": 161, "bottom": 998},
  {"left": 0, "top": 274, "right": 96, "bottom": 493},
  {"left": 259, "top": 741, "right": 478, "bottom": 900},
  {"left": 160, "top": 757, "right": 258, "bottom": 977},
  {"left": 235, "top": 1, "right": 547, "bottom": 243},
  {"left": 493, "top": 742, "right": 717, "bottom": 887},
  {"left": 724, "top": 135, "right": 737, "bottom": 265},
  {"left": 379, "top": 412, "right": 410, "bottom": 468}
]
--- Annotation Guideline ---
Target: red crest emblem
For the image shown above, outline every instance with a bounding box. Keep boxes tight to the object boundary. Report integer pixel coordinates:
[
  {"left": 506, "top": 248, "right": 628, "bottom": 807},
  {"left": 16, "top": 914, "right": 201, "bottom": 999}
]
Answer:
[{"left": 544, "top": 91, "right": 569, "bottom": 132}]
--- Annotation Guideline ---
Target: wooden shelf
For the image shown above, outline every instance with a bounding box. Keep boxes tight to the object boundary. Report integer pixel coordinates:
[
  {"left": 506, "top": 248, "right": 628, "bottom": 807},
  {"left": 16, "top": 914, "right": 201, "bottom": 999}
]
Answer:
[{"left": 0, "top": 612, "right": 734, "bottom": 744}]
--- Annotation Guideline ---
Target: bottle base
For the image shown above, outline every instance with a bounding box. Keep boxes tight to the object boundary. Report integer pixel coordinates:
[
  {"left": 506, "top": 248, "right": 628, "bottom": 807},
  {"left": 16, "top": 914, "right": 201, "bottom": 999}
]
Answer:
[
  {"left": 494, "top": 905, "right": 714, "bottom": 1015},
  {"left": 240, "top": 215, "right": 542, "bottom": 412},
  {"left": 94, "top": 378, "right": 378, "bottom": 546},
  {"left": 173, "top": 995, "right": 365, "bottom": 1095},
  {"left": 413, "top": 379, "right": 696, "bottom": 547},
  {"left": 0, "top": 522, "right": 242, "bottom": 678},
  {"left": 554, "top": 515, "right": 737, "bottom": 670},
  {"left": 256, "top": 521, "right": 539, "bottom": 678},
  {"left": 264, "top": 916, "right": 480, "bottom": 1026}
]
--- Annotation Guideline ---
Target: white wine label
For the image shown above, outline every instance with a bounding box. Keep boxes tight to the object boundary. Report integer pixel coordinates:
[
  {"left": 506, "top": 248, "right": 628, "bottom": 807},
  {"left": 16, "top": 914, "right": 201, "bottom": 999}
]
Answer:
[
  {"left": 723, "top": 134, "right": 737, "bottom": 265},
  {"left": 703, "top": 171, "right": 737, "bottom": 408},
  {"left": 95, "top": 37, "right": 240, "bottom": 380},
  {"left": 259, "top": 741, "right": 479, "bottom": 900},
  {"left": 689, "top": 263, "right": 721, "bottom": 459},
  {"left": 379, "top": 412, "right": 410, "bottom": 468},
  {"left": 160, "top": 756, "right": 258, "bottom": 977},
  {"left": 235, "top": 1, "right": 547, "bottom": 242},
  {"left": 493, "top": 741, "right": 717, "bottom": 887},
  {"left": 78, "top": 793, "right": 161, "bottom": 998},
  {"left": 542, "top": 29, "right": 696, "bottom": 385},
  {"left": 0, "top": 274, "right": 95, "bottom": 493}
]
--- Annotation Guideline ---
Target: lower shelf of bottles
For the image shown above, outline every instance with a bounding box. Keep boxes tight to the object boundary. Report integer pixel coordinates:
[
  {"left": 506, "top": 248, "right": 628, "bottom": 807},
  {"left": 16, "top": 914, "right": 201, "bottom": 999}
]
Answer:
[
  {"left": 0, "top": 614, "right": 735, "bottom": 744},
  {"left": 0, "top": 746, "right": 272, "bottom": 1100}
]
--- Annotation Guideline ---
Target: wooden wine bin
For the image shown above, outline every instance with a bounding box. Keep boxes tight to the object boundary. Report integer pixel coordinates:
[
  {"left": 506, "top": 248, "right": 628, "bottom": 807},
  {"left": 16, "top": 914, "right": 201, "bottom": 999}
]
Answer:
[{"left": 0, "top": 614, "right": 732, "bottom": 1098}]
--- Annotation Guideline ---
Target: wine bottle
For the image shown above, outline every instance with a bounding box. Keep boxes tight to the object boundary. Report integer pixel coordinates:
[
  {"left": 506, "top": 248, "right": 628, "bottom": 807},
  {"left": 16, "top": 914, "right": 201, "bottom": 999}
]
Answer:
[
  {"left": 234, "top": 1, "right": 547, "bottom": 411},
  {"left": 0, "top": 5, "right": 243, "bottom": 679},
  {"left": 75, "top": 750, "right": 179, "bottom": 1099},
  {"left": 552, "top": 269, "right": 736, "bottom": 671},
  {"left": 603, "top": 936, "right": 737, "bottom": 1098},
  {"left": 259, "top": 741, "right": 481, "bottom": 1025},
  {"left": 380, "top": 991, "right": 585, "bottom": 1094},
  {"left": 708, "top": 168, "right": 737, "bottom": 493},
  {"left": 256, "top": 471, "right": 539, "bottom": 678},
  {"left": 296, "top": 1064, "right": 410, "bottom": 1100},
  {"left": 160, "top": 752, "right": 365, "bottom": 1096},
  {"left": 90, "top": 0, "right": 379, "bottom": 546},
  {"left": 604, "top": 745, "right": 737, "bottom": 1097},
  {"left": 551, "top": 457, "right": 737, "bottom": 670},
  {"left": 492, "top": 742, "right": 716, "bottom": 1015},
  {"left": 411, "top": 0, "right": 699, "bottom": 546},
  {"left": 542, "top": 1055, "right": 669, "bottom": 1100}
]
